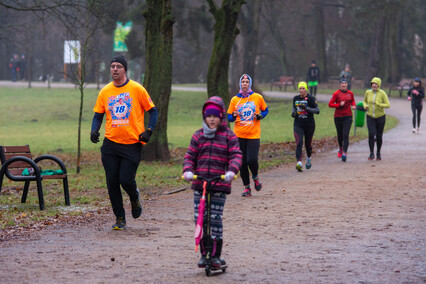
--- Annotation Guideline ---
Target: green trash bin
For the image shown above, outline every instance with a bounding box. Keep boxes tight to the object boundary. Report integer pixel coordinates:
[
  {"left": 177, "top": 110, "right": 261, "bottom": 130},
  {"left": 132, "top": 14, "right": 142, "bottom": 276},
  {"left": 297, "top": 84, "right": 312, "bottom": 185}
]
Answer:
[{"left": 355, "top": 101, "right": 366, "bottom": 127}]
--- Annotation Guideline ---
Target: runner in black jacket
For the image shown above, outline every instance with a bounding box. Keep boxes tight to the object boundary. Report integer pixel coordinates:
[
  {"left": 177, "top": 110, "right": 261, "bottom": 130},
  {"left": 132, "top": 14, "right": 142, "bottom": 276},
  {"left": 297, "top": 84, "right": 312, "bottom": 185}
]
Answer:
[
  {"left": 292, "top": 81, "right": 320, "bottom": 172},
  {"left": 407, "top": 78, "right": 425, "bottom": 134}
]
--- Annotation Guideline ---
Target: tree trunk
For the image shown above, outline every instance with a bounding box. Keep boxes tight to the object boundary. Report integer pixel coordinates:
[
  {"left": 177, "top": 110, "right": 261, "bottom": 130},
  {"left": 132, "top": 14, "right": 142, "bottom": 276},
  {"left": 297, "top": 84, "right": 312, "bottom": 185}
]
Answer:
[
  {"left": 142, "top": 0, "right": 174, "bottom": 161},
  {"left": 316, "top": 0, "right": 328, "bottom": 82},
  {"left": 365, "top": 16, "right": 385, "bottom": 87},
  {"left": 206, "top": 0, "right": 246, "bottom": 104},
  {"left": 385, "top": 14, "right": 400, "bottom": 83},
  {"left": 263, "top": 1, "right": 290, "bottom": 77}
]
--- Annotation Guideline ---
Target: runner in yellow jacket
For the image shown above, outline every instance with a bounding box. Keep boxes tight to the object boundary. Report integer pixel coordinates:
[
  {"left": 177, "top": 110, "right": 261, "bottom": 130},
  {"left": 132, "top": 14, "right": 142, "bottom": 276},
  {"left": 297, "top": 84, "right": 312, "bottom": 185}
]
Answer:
[{"left": 363, "top": 77, "right": 390, "bottom": 160}]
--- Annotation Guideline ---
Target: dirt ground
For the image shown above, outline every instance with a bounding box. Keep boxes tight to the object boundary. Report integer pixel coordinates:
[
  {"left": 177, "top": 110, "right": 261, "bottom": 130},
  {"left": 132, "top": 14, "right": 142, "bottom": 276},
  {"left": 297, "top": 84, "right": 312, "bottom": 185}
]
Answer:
[{"left": 0, "top": 93, "right": 425, "bottom": 283}]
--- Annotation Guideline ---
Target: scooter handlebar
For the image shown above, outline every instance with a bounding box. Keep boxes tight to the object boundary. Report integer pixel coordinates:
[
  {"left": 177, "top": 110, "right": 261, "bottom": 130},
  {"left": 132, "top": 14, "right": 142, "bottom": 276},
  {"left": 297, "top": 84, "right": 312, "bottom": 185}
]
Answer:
[{"left": 181, "top": 175, "right": 237, "bottom": 180}]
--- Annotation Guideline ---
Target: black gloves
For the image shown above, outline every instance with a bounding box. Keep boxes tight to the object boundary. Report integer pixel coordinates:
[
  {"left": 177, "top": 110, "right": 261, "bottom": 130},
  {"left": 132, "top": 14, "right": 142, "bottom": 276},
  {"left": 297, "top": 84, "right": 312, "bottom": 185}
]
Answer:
[
  {"left": 139, "top": 129, "right": 153, "bottom": 143},
  {"left": 90, "top": 131, "right": 100, "bottom": 143},
  {"left": 256, "top": 114, "right": 263, "bottom": 120},
  {"left": 291, "top": 111, "right": 296, "bottom": 118}
]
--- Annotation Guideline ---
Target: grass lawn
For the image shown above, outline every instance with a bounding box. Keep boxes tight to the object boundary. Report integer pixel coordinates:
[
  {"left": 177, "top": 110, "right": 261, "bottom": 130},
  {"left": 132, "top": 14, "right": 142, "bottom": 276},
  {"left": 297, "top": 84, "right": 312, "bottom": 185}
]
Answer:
[{"left": 0, "top": 86, "right": 398, "bottom": 229}]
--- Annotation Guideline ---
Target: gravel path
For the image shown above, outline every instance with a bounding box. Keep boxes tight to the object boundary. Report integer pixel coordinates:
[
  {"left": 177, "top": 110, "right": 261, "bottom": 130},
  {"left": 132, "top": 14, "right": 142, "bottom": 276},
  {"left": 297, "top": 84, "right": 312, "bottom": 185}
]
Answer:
[{"left": 0, "top": 91, "right": 425, "bottom": 283}]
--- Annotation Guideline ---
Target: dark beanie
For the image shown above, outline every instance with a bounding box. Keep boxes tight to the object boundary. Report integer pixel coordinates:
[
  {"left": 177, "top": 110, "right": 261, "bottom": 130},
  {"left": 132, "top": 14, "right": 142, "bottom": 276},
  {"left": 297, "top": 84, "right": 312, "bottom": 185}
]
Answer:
[{"left": 111, "top": 55, "right": 127, "bottom": 71}]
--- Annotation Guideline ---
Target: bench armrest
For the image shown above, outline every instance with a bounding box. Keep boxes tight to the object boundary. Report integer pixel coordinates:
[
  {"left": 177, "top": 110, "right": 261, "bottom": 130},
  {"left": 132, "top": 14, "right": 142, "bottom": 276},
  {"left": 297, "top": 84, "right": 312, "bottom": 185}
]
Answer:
[{"left": 34, "top": 155, "right": 67, "bottom": 174}]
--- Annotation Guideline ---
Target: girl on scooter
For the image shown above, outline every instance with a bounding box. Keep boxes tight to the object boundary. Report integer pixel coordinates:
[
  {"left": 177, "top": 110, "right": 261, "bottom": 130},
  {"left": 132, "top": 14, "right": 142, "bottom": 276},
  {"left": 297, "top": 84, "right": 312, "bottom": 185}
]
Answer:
[{"left": 183, "top": 96, "right": 242, "bottom": 269}]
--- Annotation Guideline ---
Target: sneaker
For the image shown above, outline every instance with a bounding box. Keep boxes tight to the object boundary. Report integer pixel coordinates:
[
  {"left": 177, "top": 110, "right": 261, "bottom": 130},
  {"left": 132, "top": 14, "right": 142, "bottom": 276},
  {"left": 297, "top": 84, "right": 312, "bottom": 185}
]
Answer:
[
  {"left": 417, "top": 128, "right": 420, "bottom": 134},
  {"left": 368, "top": 153, "right": 374, "bottom": 160},
  {"left": 376, "top": 153, "right": 381, "bottom": 161},
  {"left": 253, "top": 176, "right": 262, "bottom": 191},
  {"left": 241, "top": 186, "right": 252, "bottom": 197},
  {"left": 342, "top": 153, "right": 347, "bottom": 162},
  {"left": 337, "top": 149, "right": 343, "bottom": 158},
  {"left": 198, "top": 256, "right": 207, "bottom": 268},
  {"left": 112, "top": 217, "right": 126, "bottom": 230},
  {"left": 413, "top": 128, "right": 417, "bottom": 133},
  {"left": 296, "top": 161, "right": 303, "bottom": 172},
  {"left": 131, "top": 189, "right": 142, "bottom": 219},
  {"left": 306, "top": 158, "right": 311, "bottom": 169}
]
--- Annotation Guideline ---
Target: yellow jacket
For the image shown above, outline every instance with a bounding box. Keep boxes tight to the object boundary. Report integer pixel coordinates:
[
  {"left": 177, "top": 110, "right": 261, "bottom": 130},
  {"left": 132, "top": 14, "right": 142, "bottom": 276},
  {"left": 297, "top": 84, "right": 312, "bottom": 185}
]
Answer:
[{"left": 363, "top": 77, "right": 390, "bottom": 118}]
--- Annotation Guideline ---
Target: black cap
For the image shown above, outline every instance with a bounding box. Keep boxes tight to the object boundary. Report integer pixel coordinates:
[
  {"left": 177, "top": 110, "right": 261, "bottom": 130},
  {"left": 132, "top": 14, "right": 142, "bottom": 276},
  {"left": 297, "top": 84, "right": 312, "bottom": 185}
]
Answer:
[{"left": 111, "top": 55, "right": 127, "bottom": 71}]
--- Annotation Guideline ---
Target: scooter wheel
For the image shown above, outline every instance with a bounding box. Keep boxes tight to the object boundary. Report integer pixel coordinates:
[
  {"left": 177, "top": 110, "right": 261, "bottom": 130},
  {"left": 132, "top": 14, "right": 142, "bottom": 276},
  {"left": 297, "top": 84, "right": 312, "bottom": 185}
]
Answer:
[
  {"left": 205, "top": 267, "right": 211, "bottom": 276},
  {"left": 222, "top": 267, "right": 226, "bottom": 272}
]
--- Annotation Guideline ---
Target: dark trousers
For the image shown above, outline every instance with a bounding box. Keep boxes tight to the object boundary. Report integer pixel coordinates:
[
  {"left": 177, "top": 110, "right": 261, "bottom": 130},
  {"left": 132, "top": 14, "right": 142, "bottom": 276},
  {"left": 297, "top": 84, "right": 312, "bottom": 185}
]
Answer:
[
  {"left": 367, "top": 115, "right": 386, "bottom": 154},
  {"left": 238, "top": 138, "right": 260, "bottom": 186},
  {"left": 334, "top": 116, "right": 353, "bottom": 153},
  {"left": 411, "top": 103, "right": 423, "bottom": 128},
  {"left": 309, "top": 86, "right": 317, "bottom": 96},
  {"left": 294, "top": 124, "right": 315, "bottom": 161},
  {"left": 101, "top": 138, "right": 142, "bottom": 219}
]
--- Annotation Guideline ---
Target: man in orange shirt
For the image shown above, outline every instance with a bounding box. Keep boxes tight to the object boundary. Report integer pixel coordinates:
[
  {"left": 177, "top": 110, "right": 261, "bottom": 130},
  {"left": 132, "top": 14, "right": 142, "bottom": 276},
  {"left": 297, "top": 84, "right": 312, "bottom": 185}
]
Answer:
[{"left": 91, "top": 55, "right": 158, "bottom": 230}]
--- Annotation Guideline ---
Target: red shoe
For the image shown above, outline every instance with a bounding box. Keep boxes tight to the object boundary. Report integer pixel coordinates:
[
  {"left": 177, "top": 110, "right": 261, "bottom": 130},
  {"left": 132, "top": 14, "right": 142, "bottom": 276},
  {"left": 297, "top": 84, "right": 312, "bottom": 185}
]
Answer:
[
  {"left": 241, "top": 186, "right": 252, "bottom": 197},
  {"left": 337, "top": 149, "right": 343, "bottom": 158},
  {"left": 253, "top": 176, "right": 262, "bottom": 191}
]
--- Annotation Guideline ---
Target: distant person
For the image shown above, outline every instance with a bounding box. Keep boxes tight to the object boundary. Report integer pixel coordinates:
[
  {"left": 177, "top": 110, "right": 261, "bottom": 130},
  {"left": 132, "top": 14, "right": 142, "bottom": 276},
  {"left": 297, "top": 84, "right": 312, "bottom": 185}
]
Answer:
[
  {"left": 292, "top": 81, "right": 320, "bottom": 172},
  {"left": 340, "top": 64, "right": 353, "bottom": 90},
  {"left": 306, "top": 60, "right": 320, "bottom": 97},
  {"left": 8, "top": 54, "right": 19, "bottom": 82},
  {"left": 227, "top": 74, "right": 268, "bottom": 197},
  {"left": 407, "top": 78, "right": 424, "bottom": 134},
  {"left": 183, "top": 96, "right": 242, "bottom": 269},
  {"left": 90, "top": 55, "right": 158, "bottom": 230},
  {"left": 363, "top": 77, "right": 390, "bottom": 161},
  {"left": 328, "top": 78, "right": 356, "bottom": 162}
]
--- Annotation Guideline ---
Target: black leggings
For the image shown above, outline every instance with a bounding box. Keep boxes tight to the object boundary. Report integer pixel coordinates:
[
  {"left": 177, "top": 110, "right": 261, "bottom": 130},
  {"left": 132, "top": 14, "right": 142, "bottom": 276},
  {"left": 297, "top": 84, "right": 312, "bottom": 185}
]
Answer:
[
  {"left": 101, "top": 138, "right": 142, "bottom": 219},
  {"left": 367, "top": 115, "right": 386, "bottom": 154},
  {"left": 334, "top": 116, "right": 353, "bottom": 153},
  {"left": 294, "top": 124, "right": 315, "bottom": 161},
  {"left": 238, "top": 138, "right": 260, "bottom": 186},
  {"left": 411, "top": 103, "right": 423, "bottom": 128}
]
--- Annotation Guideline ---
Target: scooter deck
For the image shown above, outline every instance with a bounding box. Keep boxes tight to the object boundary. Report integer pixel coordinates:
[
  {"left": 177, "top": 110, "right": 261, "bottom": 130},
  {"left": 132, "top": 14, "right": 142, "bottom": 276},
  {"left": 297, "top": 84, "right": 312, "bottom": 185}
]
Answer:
[{"left": 204, "top": 264, "right": 227, "bottom": 276}]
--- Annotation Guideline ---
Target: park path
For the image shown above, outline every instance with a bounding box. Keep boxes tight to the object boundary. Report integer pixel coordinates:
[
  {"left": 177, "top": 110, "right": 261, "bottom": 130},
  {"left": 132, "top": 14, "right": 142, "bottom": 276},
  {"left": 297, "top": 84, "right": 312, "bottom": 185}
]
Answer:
[{"left": 0, "top": 88, "right": 425, "bottom": 283}]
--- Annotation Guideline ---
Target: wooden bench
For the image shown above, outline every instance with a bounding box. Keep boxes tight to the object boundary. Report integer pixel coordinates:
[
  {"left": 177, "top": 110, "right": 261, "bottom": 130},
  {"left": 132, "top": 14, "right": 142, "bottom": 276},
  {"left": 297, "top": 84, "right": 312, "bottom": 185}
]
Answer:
[
  {"left": 270, "top": 76, "right": 296, "bottom": 91},
  {"left": 389, "top": 79, "right": 412, "bottom": 97},
  {"left": 0, "top": 145, "right": 70, "bottom": 210}
]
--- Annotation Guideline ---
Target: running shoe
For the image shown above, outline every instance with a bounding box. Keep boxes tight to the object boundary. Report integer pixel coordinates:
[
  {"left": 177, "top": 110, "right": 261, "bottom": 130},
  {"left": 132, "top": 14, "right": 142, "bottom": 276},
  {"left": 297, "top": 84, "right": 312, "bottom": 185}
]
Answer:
[
  {"left": 253, "top": 176, "right": 262, "bottom": 191},
  {"left": 368, "top": 153, "right": 374, "bottom": 160},
  {"left": 306, "top": 158, "right": 311, "bottom": 169},
  {"left": 342, "top": 153, "right": 347, "bottom": 162},
  {"left": 296, "top": 161, "right": 303, "bottom": 172},
  {"left": 112, "top": 217, "right": 126, "bottom": 230},
  {"left": 337, "top": 149, "right": 343, "bottom": 158},
  {"left": 413, "top": 128, "right": 417, "bottom": 133},
  {"left": 241, "top": 186, "right": 252, "bottom": 197},
  {"left": 131, "top": 188, "right": 142, "bottom": 219},
  {"left": 376, "top": 153, "right": 381, "bottom": 161},
  {"left": 417, "top": 128, "right": 420, "bottom": 134}
]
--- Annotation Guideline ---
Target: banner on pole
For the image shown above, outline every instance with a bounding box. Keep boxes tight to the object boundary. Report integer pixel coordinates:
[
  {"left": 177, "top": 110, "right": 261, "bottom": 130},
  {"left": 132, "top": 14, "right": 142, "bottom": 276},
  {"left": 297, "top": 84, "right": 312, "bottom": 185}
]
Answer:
[
  {"left": 113, "top": 21, "right": 132, "bottom": 52},
  {"left": 64, "top": 40, "right": 81, "bottom": 64}
]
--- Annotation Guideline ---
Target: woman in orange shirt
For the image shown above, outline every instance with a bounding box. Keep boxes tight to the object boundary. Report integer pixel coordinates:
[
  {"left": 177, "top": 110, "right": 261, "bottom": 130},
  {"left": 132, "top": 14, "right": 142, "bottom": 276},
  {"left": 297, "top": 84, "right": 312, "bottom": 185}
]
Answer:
[{"left": 227, "top": 74, "right": 268, "bottom": 197}]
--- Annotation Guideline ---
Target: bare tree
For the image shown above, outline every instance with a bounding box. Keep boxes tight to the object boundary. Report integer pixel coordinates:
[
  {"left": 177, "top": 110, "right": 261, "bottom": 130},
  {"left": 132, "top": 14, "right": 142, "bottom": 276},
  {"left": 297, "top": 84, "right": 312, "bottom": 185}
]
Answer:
[{"left": 52, "top": 1, "right": 111, "bottom": 173}]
